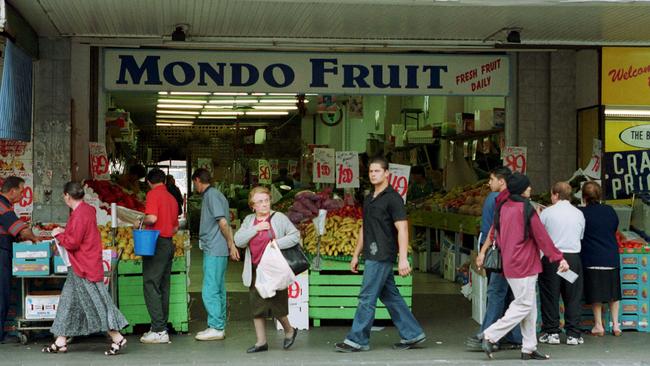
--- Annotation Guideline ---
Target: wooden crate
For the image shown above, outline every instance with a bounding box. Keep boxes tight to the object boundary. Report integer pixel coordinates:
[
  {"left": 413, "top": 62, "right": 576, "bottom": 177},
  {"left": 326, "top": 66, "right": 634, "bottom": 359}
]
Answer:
[
  {"left": 309, "top": 259, "right": 413, "bottom": 327},
  {"left": 117, "top": 260, "right": 189, "bottom": 334}
]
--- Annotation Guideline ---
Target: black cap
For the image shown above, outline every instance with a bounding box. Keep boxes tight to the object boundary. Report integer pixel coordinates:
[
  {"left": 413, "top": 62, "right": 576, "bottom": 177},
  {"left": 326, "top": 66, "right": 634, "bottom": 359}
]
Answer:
[{"left": 507, "top": 172, "right": 531, "bottom": 195}]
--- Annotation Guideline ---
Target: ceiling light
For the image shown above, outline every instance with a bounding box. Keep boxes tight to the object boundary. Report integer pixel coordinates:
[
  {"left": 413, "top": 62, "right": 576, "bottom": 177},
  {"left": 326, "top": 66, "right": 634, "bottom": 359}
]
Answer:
[
  {"left": 157, "top": 123, "right": 194, "bottom": 127},
  {"left": 204, "top": 105, "right": 235, "bottom": 109},
  {"left": 156, "top": 119, "right": 194, "bottom": 123},
  {"left": 201, "top": 111, "right": 245, "bottom": 115},
  {"left": 259, "top": 99, "right": 305, "bottom": 103},
  {"left": 212, "top": 92, "right": 248, "bottom": 96},
  {"left": 305, "top": 93, "right": 318, "bottom": 96},
  {"left": 251, "top": 93, "right": 267, "bottom": 96},
  {"left": 169, "top": 91, "right": 211, "bottom": 95},
  {"left": 158, "top": 91, "right": 169, "bottom": 95},
  {"left": 245, "top": 111, "right": 289, "bottom": 116},
  {"left": 209, "top": 99, "right": 256, "bottom": 104},
  {"left": 604, "top": 108, "right": 650, "bottom": 117},
  {"left": 157, "top": 104, "right": 203, "bottom": 109},
  {"left": 252, "top": 105, "right": 297, "bottom": 110},
  {"left": 198, "top": 116, "right": 238, "bottom": 119},
  {"left": 155, "top": 114, "right": 196, "bottom": 119},
  {"left": 156, "top": 110, "right": 200, "bottom": 115},
  {"left": 156, "top": 99, "right": 206, "bottom": 104},
  {"left": 268, "top": 93, "right": 296, "bottom": 96}
]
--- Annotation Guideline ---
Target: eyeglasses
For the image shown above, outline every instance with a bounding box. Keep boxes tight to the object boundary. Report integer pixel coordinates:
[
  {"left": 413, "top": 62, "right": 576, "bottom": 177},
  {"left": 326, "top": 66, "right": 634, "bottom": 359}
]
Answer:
[{"left": 253, "top": 198, "right": 270, "bottom": 205}]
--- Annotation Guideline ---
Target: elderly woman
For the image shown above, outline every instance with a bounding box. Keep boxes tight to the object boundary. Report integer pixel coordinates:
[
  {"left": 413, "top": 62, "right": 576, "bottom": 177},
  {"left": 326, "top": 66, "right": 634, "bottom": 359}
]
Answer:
[
  {"left": 43, "top": 182, "right": 129, "bottom": 355},
  {"left": 234, "top": 186, "right": 300, "bottom": 353},
  {"left": 579, "top": 181, "right": 622, "bottom": 337}
]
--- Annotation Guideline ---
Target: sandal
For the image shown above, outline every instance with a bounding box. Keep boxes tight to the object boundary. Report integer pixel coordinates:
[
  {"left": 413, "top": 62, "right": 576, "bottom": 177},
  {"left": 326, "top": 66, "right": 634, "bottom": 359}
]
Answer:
[
  {"left": 105, "top": 337, "right": 127, "bottom": 356},
  {"left": 42, "top": 342, "right": 67, "bottom": 353}
]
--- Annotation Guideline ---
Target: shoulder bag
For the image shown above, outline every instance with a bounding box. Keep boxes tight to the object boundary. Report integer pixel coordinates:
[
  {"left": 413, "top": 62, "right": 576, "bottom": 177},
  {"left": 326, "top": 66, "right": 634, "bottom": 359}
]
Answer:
[
  {"left": 267, "top": 212, "right": 310, "bottom": 275},
  {"left": 483, "top": 241, "right": 502, "bottom": 272}
]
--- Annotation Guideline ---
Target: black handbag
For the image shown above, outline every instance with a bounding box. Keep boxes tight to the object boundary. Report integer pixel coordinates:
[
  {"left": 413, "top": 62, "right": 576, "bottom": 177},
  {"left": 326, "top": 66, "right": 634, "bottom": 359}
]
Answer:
[
  {"left": 267, "top": 213, "right": 310, "bottom": 275},
  {"left": 483, "top": 242, "right": 502, "bottom": 272}
]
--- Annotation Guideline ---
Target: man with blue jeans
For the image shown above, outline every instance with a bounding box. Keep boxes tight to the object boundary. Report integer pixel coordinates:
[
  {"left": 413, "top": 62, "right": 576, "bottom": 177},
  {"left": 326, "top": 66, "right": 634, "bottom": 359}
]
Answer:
[
  {"left": 335, "top": 156, "right": 426, "bottom": 352},
  {"left": 192, "top": 168, "right": 240, "bottom": 341},
  {"left": 467, "top": 167, "right": 522, "bottom": 351}
]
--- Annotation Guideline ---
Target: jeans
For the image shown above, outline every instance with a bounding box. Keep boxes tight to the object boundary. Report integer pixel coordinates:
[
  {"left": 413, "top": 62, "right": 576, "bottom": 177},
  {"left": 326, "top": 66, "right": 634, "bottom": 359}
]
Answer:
[
  {"left": 345, "top": 260, "right": 425, "bottom": 349},
  {"left": 143, "top": 237, "right": 174, "bottom": 332},
  {"left": 480, "top": 271, "right": 522, "bottom": 344},
  {"left": 202, "top": 255, "right": 228, "bottom": 330}
]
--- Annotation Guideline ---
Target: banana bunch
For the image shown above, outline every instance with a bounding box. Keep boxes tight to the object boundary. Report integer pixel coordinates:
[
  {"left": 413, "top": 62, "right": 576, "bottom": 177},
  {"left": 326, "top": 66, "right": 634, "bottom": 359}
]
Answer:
[
  {"left": 302, "top": 215, "right": 363, "bottom": 257},
  {"left": 98, "top": 223, "right": 189, "bottom": 261}
]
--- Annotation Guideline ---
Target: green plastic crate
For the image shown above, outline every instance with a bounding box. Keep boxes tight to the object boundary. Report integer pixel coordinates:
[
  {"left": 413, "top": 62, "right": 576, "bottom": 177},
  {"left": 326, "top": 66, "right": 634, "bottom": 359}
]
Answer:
[{"left": 117, "top": 257, "right": 186, "bottom": 275}]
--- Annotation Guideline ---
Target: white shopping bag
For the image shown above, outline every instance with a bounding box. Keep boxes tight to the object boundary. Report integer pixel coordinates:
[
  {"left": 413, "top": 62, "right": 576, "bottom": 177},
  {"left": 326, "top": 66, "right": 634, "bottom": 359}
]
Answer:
[{"left": 255, "top": 240, "right": 296, "bottom": 299}]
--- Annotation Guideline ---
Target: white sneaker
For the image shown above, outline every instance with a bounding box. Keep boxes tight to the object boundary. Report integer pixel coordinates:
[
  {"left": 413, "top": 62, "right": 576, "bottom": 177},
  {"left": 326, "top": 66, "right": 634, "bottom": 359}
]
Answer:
[
  {"left": 566, "top": 336, "right": 584, "bottom": 345},
  {"left": 140, "top": 330, "right": 170, "bottom": 344},
  {"left": 195, "top": 328, "right": 225, "bottom": 341},
  {"left": 539, "top": 333, "right": 560, "bottom": 344}
]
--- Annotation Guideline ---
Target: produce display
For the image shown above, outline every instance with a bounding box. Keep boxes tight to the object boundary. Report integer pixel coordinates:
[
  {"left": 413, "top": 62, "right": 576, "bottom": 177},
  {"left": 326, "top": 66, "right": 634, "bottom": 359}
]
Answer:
[
  {"left": 302, "top": 213, "right": 362, "bottom": 257},
  {"left": 97, "top": 223, "right": 189, "bottom": 260},
  {"left": 412, "top": 181, "right": 489, "bottom": 216},
  {"left": 84, "top": 179, "right": 146, "bottom": 212},
  {"left": 617, "top": 230, "right": 650, "bottom": 254},
  {"left": 286, "top": 188, "right": 344, "bottom": 225}
]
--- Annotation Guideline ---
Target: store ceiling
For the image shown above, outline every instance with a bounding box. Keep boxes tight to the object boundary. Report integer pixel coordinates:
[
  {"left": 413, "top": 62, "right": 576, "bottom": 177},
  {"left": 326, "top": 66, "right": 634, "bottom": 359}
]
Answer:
[{"left": 9, "top": 0, "right": 650, "bottom": 48}]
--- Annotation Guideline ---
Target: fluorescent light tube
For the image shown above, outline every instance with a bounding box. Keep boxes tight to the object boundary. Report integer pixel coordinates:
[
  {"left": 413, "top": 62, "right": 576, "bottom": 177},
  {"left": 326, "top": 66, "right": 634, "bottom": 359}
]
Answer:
[
  {"left": 155, "top": 114, "right": 196, "bottom": 119},
  {"left": 202, "top": 111, "right": 245, "bottom": 115},
  {"left": 156, "top": 99, "right": 206, "bottom": 104},
  {"left": 157, "top": 104, "right": 203, "bottom": 109},
  {"left": 169, "top": 92, "right": 211, "bottom": 95},
  {"left": 156, "top": 110, "right": 200, "bottom": 115},
  {"left": 252, "top": 106, "right": 297, "bottom": 110},
  {"left": 245, "top": 111, "right": 289, "bottom": 115},
  {"left": 213, "top": 92, "right": 248, "bottom": 96}
]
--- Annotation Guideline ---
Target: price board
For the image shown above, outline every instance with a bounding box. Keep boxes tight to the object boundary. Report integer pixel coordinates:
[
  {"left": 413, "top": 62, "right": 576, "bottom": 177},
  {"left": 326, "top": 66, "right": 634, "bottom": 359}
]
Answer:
[
  {"left": 258, "top": 159, "right": 272, "bottom": 184},
  {"left": 335, "top": 151, "right": 359, "bottom": 188},
  {"left": 388, "top": 163, "right": 411, "bottom": 203},
  {"left": 89, "top": 142, "right": 110, "bottom": 180},
  {"left": 502, "top": 146, "right": 527, "bottom": 174},
  {"left": 313, "top": 148, "right": 335, "bottom": 184}
]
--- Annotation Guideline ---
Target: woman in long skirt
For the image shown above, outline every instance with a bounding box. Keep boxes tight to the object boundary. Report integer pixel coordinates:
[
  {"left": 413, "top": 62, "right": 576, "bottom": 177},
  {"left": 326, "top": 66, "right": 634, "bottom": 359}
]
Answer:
[{"left": 42, "top": 181, "right": 129, "bottom": 355}]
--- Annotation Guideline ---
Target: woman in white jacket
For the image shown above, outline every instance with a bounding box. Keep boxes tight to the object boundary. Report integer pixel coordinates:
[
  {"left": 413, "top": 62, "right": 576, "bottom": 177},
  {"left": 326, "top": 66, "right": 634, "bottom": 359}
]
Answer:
[{"left": 234, "top": 186, "right": 301, "bottom": 353}]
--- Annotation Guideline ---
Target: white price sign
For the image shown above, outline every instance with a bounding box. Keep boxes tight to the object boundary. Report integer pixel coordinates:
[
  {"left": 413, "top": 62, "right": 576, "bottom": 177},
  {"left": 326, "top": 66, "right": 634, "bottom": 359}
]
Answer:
[
  {"left": 89, "top": 142, "right": 110, "bottom": 180},
  {"left": 503, "top": 146, "right": 527, "bottom": 174},
  {"left": 388, "top": 163, "right": 411, "bottom": 203},
  {"left": 269, "top": 159, "right": 279, "bottom": 175},
  {"left": 13, "top": 170, "right": 33, "bottom": 220},
  {"left": 258, "top": 159, "right": 272, "bottom": 184},
  {"left": 313, "top": 148, "right": 335, "bottom": 184},
  {"left": 335, "top": 151, "right": 359, "bottom": 188},
  {"left": 584, "top": 139, "right": 602, "bottom": 179}
]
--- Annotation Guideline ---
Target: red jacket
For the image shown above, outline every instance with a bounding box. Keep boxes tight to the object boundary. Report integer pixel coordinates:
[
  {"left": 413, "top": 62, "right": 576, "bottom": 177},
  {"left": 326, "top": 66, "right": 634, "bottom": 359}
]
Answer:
[
  {"left": 496, "top": 199, "right": 564, "bottom": 279},
  {"left": 54, "top": 202, "right": 104, "bottom": 282}
]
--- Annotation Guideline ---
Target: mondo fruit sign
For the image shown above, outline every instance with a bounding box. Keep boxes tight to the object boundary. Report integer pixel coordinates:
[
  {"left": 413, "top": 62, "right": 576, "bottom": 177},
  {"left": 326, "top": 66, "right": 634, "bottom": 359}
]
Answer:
[{"left": 388, "top": 164, "right": 411, "bottom": 203}]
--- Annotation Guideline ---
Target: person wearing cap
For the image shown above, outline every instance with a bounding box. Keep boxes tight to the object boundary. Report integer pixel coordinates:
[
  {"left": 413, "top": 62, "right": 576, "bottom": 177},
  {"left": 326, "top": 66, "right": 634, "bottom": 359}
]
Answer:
[
  {"left": 538, "top": 182, "right": 585, "bottom": 346},
  {"left": 478, "top": 173, "right": 570, "bottom": 361}
]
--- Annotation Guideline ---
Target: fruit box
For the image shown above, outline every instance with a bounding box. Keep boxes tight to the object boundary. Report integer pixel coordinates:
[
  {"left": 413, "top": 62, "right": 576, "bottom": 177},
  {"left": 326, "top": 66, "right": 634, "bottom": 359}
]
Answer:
[
  {"left": 53, "top": 255, "right": 68, "bottom": 274},
  {"left": 12, "top": 241, "right": 52, "bottom": 259},
  {"left": 12, "top": 258, "right": 50, "bottom": 276},
  {"left": 620, "top": 253, "right": 649, "bottom": 268},
  {"left": 25, "top": 292, "right": 60, "bottom": 319},
  {"left": 621, "top": 283, "right": 649, "bottom": 300}
]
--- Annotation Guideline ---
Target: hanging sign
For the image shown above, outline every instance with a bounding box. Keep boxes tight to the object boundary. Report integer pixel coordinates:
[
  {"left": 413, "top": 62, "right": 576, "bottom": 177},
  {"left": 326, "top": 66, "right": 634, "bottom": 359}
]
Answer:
[
  {"left": 269, "top": 159, "right": 279, "bottom": 175},
  {"left": 601, "top": 47, "right": 650, "bottom": 105},
  {"left": 584, "top": 139, "right": 602, "bottom": 179},
  {"left": 258, "top": 159, "right": 272, "bottom": 184},
  {"left": 388, "top": 163, "right": 411, "bottom": 203},
  {"left": 502, "top": 146, "right": 527, "bottom": 174},
  {"left": 89, "top": 142, "right": 110, "bottom": 180},
  {"left": 313, "top": 148, "right": 335, "bottom": 184},
  {"left": 335, "top": 151, "right": 359, "bottom": 189},
  {"left": 105, "top": 49, "right": 510, "bottom": 96}
]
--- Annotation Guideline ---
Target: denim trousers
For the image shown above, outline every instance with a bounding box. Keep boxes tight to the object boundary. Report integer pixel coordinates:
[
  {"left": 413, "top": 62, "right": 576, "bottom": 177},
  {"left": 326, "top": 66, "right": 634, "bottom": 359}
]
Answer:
[
  {"left": 202, "top": 255, "right": 228, "bottom": 330},
  {"left": 345, "top": 260, "right": 425, "bottom": 348},
  {"left": 480, "top": 271, "right": 523, "bottom": 344}
]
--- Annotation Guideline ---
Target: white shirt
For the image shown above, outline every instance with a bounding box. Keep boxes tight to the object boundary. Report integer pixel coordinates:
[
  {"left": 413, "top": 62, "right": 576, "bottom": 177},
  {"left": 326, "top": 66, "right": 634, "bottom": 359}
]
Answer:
[{"left": 539, "top": 200, "right": 585, "bottom": 254}]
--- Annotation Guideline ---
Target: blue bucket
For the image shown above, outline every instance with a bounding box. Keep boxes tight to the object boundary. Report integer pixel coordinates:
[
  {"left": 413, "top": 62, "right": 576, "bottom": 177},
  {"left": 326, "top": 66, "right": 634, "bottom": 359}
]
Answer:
[{"left": 133, "top": 229, "right": 160, "bottom": 256}]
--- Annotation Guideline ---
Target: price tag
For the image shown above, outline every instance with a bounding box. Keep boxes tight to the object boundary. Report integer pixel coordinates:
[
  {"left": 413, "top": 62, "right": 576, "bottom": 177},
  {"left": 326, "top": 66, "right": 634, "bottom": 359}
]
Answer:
[
  {"left": 288, "top": 160, "right": 298, "bottom": 176},
  {"left": 258, "top": 159, "right": 272, "bottom": 184},
  {"left": 13, "top": 170, "right": 33, "bottom": 220},
  {"left": 335, "top": 151, "right": 359, "bottom": 188},
  {"left": 503, "top": 146, "right": 527, "bottom": 174},
  {"left": 584, "top": 139, "right": 602, "bottom": 179},
  {"left": 388, "top": 163, "right": 411, "bottom": 203},
  {"left": 269, "top": 159, "right": 279, "bottom": 175},
  {"left": 89, "top": 142, "right": 110, "bottom": 180},
  {"left": 313, "top": 148, "right": 335, "bottom": 183}
]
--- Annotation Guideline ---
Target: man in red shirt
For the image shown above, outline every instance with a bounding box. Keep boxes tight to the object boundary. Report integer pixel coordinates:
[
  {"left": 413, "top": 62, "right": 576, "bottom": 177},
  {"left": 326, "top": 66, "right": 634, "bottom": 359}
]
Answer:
[{"left": 139, "top": 168, "right": 179, "bottom": 344}]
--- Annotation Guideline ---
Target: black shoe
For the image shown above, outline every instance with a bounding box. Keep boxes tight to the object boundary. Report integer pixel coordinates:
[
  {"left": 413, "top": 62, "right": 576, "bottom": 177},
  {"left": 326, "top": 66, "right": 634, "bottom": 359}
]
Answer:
[
  {"left": 479, "top": 334, "right": 497, "bottom": 360},
  {"left": 392, "top": 337, "right": 426, "bottom": 350},
  {"left": 246, "top": 343, "right": 268, "bottom": 353},
  {"left": 521, "top": 350, "right": 550, "bottom": 360},
  {"left": 335, "top": 342, "right": 361, "bottom": 353},
  {"left": 283, "top": 328, "right": 298, "bottom": 350},
  {"left": 499, "top": 342, "right": 522, "bottom": 351}
]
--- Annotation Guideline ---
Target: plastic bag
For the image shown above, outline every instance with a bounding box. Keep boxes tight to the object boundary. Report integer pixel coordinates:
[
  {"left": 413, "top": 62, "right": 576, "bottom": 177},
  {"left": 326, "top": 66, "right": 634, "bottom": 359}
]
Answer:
[{"left": 255, "top": 240, "right": 296, "bottom": 299}]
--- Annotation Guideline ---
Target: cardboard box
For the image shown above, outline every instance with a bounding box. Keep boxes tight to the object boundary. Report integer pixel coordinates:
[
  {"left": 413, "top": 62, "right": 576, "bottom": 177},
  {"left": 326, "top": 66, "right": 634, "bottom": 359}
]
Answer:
[
  {"left": 474, "top": 110, "right": 494, "bottom": 131},
  {"left": 13, "top": 241, "right": 52, "bottom": 259},
  {"left": 443, "top": 251, "right": 456, "bottom": 281},
  {"left": 471, "top": 268, "right": 488, "bottom": 324},
  {"left": 53, "top": 255, "right": 68, "bottom": 274},
  {"left": 25, "top": 292, "right": 60, "bottom": 319},
  {"left": 276, "top": 273, "right": 309, "bottom": 330},
  {"left": 12, "top": 258, "right": 50, "bottom": 276}
]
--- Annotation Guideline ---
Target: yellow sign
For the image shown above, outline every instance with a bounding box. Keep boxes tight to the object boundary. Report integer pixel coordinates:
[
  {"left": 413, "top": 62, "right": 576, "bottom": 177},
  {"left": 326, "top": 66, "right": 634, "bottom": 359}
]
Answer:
[
  {"left": 605, "top": 120, "right": 650, "bottom": 152},
  {"left": 602, "top": 47, "right": 650, "bottom": 105}
]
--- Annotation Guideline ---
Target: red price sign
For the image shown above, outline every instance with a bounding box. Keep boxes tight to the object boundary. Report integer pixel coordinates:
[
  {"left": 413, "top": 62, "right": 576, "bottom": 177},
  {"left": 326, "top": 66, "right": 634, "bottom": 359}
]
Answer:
[
  {"left": 89, "top": 142, "right": 110, "bottom": 180},
  {"left": 338, "top": 165, "right": 353, "bottom": 184},
  {"left": 288, "top": 281, "right": 301, "bottom": 299},
  {"left": 20, "top": 186, "right": 33, "bottom": 207},
  {"left": 316, "top": 162, "right": 331, "bottom": 178},
  {"left": 335, "top": 151, "right": 359, "bottom": 188},
  {"left": 260, "top": 166, "right": 271, "bottom": 180},
  {"left": 258, "top": 159, "right": 272, "bottom": 184},
  {"left": 388, "top": 163, "right": 411, "bottom": 203},
  {"left": 503, "top": 146, "right": 527, "bottom": 174},
  {"left": 92, "top": 155, "right": 109, "bottom": 176},
  {"left": 313, "top": 148, "right": 335, "bottom": 183}
]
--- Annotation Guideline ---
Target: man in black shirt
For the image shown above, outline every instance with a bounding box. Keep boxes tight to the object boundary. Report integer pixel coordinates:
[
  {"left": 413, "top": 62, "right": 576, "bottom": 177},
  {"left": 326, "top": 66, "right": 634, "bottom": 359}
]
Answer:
[{"left": 335, "top": 157, "right": 426, "bottom": 352}]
